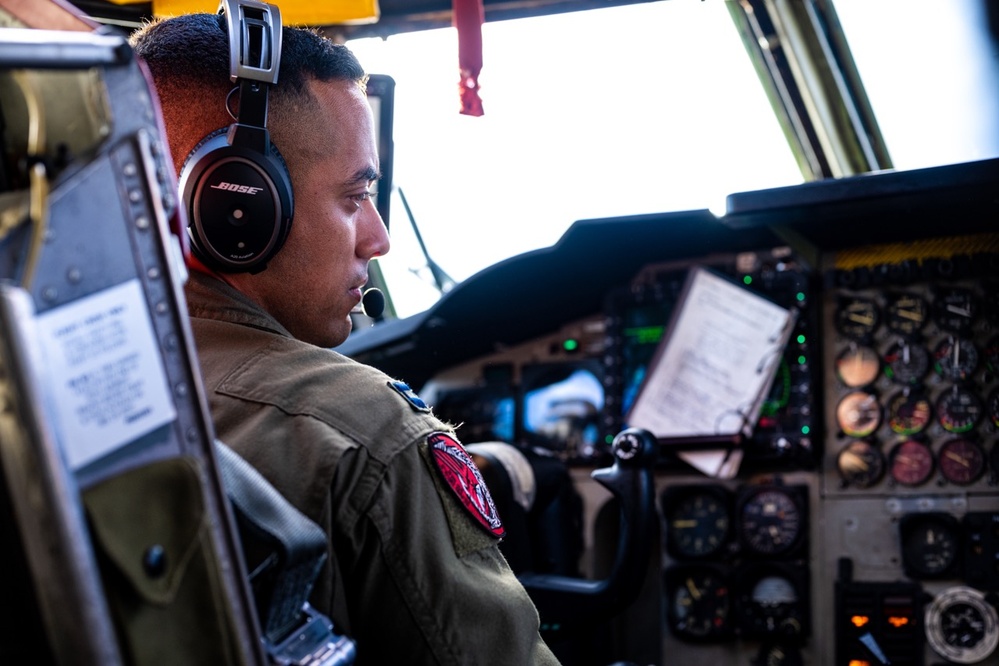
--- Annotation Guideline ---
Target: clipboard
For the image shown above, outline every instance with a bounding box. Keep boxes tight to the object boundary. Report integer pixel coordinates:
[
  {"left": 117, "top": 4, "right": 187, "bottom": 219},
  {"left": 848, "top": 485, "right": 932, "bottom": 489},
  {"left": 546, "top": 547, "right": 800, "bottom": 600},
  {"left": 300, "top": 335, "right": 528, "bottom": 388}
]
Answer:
[{"left": 624, "top": 266, "right": 797, "bottom": 476}]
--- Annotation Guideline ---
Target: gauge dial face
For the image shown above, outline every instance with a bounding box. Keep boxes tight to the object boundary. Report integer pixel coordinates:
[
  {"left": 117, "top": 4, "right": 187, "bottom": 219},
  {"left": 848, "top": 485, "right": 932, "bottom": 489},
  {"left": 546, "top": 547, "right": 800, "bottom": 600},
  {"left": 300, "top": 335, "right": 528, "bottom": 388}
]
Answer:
[
  {"left": 885, "top": 292, "right": 928, "bottom": 337},
  {"left": 937, "top": 438, "right": 985, "bottom": 485},
  {"left": 836, "top": 297, "right": 880, "bottom": 340},
  {"left": 901, "top": 514, "right": 960, "bottom": 578},
  {"left": 887, "top": 391, "right": 932, "bottom": 435},
  {"left": 933, "top": 287, "right": 978, "bottom": 334},
  {"left": 837, "top": 440, "right": 885, "bottom": 489},
  {"left": 925, "top": 586, "right": 999, "bottom": 663},
  {"left": 889, "top": 439, "right": 935, "bottom": 486},
  {"left": 836, "top": 345, "right": 881, "bottom": 387},
  {"left": 665, "top": 488, "right": 731, "bottom": 559},
  {"left": 883, "top": 341, "right": 930, "bottom": 386},
  {"left": 936, "top": 386, "right": 983, "bottom": 434},
  {"left": 933, "top": 337, "right": 979, "bottom": 382},
  {"left": 745, "top": 574, "right": 804, "bottom": 637},
  {"left": 738, "top": 488, "right": 803, "bottom": 556},
  {"left": 836, "top": 391, "right": 882, "bottom": 437},
  {"left": 666, "top": 567, "right": 732, "bottom": 640}
]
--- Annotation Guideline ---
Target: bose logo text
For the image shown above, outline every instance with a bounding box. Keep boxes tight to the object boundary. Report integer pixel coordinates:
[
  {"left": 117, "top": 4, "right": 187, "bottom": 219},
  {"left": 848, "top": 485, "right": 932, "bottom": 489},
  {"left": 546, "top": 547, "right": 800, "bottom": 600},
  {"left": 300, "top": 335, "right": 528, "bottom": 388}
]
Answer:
[{"left": 210, "top": 182, "right": 264, "bottom": 195}]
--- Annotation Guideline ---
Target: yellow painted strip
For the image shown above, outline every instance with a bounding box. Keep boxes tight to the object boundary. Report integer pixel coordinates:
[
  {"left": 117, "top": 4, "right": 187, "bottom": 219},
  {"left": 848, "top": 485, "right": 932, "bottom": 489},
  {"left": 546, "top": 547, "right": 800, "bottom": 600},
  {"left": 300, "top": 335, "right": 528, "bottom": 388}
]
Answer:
[
  {"left": 138, "top": 0, "right": 380, "bottom": 25},
  {"left": 834, "top": 233, "right": 999, "bottom": 270}
]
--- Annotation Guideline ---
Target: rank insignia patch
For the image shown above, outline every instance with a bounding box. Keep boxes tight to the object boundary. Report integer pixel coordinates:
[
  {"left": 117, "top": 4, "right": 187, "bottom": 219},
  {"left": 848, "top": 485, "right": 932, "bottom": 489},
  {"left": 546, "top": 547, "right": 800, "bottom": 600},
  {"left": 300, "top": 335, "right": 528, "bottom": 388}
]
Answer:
[
  {"left": 428, "top": 432, "right": 505, "bottom": 539},
  {"left": 389, "top": 381, "right": 430, "bottom": 412}
]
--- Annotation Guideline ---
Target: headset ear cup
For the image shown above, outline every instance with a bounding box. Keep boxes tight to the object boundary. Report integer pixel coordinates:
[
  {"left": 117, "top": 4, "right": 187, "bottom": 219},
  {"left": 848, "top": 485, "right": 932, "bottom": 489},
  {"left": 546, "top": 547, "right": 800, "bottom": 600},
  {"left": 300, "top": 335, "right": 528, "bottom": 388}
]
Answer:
[{"left": 179, "top": 127, "right": 294, "bottom": 274}]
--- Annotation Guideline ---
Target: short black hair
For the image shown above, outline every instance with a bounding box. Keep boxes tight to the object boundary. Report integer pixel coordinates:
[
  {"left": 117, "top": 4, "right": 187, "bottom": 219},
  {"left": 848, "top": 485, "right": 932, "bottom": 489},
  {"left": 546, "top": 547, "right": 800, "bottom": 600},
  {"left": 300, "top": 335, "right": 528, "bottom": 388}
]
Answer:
[{"left": 130, "top": 12, "right": 367, "bottom": 95}]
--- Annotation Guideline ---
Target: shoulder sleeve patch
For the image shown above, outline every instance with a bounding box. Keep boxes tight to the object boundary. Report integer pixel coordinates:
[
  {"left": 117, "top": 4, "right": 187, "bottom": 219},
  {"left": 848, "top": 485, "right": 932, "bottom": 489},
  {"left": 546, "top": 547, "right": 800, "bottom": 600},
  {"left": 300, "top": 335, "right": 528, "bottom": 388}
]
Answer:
[
  {"left": 388, "top": 380, "right": 431, "bottom": 412},
  {"left": 427, "top": 432, "right": 505, "bottom": 539}
]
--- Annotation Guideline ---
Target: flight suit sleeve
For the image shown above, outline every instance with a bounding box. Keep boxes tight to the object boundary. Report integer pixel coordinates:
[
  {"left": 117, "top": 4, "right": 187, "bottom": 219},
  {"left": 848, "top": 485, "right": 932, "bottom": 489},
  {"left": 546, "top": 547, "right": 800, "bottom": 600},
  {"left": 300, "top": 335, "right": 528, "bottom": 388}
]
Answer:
[{"left": 328, "top": 430, "right": 561, "bottom": 666}]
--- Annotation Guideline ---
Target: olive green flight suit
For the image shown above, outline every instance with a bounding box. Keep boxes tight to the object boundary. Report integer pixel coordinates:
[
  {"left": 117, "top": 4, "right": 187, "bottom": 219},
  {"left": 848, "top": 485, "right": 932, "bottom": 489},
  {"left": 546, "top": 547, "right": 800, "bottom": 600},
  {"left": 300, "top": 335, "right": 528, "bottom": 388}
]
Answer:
[{"left": 184, "top": 271, "right": 560, "bottom": 666}]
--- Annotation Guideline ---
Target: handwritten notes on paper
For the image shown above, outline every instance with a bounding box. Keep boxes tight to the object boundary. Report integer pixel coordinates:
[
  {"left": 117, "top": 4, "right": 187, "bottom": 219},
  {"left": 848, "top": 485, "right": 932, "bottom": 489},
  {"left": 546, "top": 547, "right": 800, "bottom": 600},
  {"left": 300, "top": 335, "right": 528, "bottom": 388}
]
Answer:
[{"left": 626, "top": 267, "right": 795, "bottom": 473}]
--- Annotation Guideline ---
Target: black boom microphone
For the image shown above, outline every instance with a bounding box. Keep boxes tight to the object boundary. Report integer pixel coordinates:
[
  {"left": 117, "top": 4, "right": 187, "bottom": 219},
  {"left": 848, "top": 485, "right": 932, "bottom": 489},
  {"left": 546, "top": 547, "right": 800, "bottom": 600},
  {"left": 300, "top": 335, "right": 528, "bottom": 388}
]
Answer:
[{"left": 360, "top": 288, "right": 385, "bottom": 318}]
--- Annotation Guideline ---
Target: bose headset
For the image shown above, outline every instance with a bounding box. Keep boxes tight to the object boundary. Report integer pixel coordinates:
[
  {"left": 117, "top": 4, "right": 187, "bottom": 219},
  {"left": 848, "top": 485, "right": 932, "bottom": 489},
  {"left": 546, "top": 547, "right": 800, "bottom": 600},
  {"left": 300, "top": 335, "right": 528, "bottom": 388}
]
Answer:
[{"left": 179, "top": 0, "right": 292, "bottom": 274}]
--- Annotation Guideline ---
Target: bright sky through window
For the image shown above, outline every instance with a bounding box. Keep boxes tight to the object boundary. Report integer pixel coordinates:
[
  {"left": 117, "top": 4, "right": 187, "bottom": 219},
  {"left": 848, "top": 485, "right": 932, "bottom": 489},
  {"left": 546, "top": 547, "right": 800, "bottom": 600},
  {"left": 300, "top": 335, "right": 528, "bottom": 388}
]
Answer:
[{"left": 349, "top": 1, "right": 801, "bottom": 317}]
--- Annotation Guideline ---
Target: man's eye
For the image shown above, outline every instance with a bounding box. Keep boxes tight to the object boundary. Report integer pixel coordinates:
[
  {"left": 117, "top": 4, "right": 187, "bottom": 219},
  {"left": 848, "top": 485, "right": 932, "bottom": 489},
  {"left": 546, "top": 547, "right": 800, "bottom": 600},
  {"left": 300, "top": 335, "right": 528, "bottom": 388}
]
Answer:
[{"left": 349, "top": 191, "right": 373, "bottom": 209}]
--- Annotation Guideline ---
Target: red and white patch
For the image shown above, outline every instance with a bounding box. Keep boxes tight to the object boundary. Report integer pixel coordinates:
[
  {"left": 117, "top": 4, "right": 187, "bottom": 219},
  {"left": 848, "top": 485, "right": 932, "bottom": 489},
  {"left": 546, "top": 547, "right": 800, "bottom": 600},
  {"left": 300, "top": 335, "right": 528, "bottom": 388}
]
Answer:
[{"left": 428, "top": 432, "right": 505, "bottom": 539}]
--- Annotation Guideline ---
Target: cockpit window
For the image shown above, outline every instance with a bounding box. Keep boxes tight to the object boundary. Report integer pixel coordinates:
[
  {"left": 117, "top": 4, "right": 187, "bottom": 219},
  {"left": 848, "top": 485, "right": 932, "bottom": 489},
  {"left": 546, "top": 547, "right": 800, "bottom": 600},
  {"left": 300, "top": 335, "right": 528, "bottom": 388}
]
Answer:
[
  {"left": 347, "top": 2, "right": 802, "bottom": 318},
  {"left": 834, "top": 0, "right": 999, "bottom": 170}
]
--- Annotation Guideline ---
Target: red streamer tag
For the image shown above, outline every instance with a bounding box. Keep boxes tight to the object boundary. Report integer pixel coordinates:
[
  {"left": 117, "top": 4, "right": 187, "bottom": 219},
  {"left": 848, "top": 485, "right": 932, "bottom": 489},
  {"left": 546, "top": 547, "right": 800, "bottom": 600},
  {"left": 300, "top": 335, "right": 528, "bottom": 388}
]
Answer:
[{"left": 453, "top": 0, "right": 484, "bottom": 116}]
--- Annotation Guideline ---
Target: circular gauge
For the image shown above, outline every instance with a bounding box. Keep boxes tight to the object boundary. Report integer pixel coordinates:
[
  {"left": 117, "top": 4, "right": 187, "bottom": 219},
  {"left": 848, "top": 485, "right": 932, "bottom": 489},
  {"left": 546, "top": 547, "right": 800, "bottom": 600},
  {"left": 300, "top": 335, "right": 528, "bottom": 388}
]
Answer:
[
  {"left": 925, "top": 586, "right": 999, "bottom": 664},
  {"left": 887, "top": 391, "right": 932, "bottom": 435},
  {"left": 664, "top": 487, "right": 731, "bottom": 559},
  {"left": 936, "top": 386, "right": 983, "bottom": 434},
  {"left": 933, "top": 287, "right": 978, "bottom": 334},
  {"left": 883, "top": 341, "right": 930, "bottom": 386},
  {"left": 836, "top": 296, "right": 880, "bottom": 340},
  {"left": 836, "top": 391, "right": 882, "bottom": 437},
  {"left": 933, "top": 337, "right": 979, "bottom": 382},
  {"left": 901, "top": 513, "right": 961, "bottom": 578},
  {"left": 837, "top": 440, "right": 885, "bottom": 489},
  {"left": 665, "top": 566, "right": 732, "bottom": 641},
  {"left": 836, "top": 345, "right": 880, "bottom": 387},
  {"left": 985, "top": 336, "right": 999, "bottom": 375},
  {"left": 889, "top": 439, "right": 935, "bottom": 486},
  {"left": 737, "top": 487, "right": 804, "bottom": 556},
  {"left": 885, "top": 292, "right": 929, "bottom": 337},
  {"left": 937, "top": 438, "right": 986, "bottom": 485},
  {"left": 989, "top": 387, "right": 999, "bottom": 428},
  {"left": 744, "top": 573, "right": 804, "bottom": 638}
]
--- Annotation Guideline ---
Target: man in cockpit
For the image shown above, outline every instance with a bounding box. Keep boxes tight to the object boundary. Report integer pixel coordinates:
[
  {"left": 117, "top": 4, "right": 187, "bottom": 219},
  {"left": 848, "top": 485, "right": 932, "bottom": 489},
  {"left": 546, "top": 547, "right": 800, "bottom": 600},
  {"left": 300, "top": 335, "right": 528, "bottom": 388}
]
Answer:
[{"left": 131, "top": 12, "right": 560, "bottom": 665}]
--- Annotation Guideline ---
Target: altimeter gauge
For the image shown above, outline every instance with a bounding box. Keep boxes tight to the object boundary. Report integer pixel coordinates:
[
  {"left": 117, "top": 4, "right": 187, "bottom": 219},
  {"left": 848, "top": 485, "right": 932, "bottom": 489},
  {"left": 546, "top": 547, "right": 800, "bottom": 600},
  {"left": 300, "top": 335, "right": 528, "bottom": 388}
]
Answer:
[{"left": 737, "top": 486, "right": 805, "bottom": 557}]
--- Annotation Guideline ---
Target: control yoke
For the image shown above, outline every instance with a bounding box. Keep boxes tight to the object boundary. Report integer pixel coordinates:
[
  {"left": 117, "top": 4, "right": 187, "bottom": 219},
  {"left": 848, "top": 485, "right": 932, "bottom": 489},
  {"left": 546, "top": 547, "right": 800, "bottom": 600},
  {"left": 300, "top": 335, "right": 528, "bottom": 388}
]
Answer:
[{"left": 518, "top": 428, "right": 657, "bottom": 633}]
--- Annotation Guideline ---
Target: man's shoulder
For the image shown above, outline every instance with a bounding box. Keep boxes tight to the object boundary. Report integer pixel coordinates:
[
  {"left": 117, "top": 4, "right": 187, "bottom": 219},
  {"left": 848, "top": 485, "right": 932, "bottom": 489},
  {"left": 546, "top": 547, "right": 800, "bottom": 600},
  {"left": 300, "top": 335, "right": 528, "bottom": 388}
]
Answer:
[{"left": 192, "top": 317, "right": 441, "bottom": 448}]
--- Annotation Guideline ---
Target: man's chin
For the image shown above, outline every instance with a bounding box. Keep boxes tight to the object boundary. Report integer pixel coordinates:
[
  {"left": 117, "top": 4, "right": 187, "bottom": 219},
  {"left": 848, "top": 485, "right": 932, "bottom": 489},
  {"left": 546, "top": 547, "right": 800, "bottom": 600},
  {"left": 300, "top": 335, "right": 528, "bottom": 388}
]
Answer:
[{"left": 323, "top": 318, "right": 353, "bottom": 349}]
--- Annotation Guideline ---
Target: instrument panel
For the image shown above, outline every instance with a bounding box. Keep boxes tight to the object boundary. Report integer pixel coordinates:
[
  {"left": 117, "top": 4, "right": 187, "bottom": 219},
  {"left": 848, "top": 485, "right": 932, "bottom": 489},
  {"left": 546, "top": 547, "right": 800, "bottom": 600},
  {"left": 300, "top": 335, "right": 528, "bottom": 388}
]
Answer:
[
  {"left": 418, "top": 236, "right": 999, "bottom": 666},
  {"left": 341, "top": 160, "right": 999, "bottom": 666}
]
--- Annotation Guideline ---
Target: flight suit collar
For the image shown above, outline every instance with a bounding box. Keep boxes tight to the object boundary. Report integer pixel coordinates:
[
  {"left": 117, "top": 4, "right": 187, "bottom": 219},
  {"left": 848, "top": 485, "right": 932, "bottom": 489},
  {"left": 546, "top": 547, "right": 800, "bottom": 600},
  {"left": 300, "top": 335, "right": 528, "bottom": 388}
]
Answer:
[{"left": 185, "top": 270, "right": 292, "bottom": 338}]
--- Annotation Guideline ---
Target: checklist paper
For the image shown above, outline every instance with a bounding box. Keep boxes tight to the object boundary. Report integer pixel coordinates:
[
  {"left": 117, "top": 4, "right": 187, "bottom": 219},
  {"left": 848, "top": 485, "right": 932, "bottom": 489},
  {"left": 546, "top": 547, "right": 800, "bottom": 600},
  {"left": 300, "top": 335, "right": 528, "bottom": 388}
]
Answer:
[{"left": 625, "top": 266, "right": 796, "bottom": 476}]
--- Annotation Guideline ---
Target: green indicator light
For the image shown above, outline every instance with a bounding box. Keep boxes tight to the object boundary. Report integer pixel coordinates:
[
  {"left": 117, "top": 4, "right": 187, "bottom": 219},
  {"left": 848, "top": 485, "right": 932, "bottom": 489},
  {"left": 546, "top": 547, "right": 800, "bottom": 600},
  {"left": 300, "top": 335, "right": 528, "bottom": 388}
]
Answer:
[
  {"left": 605, "top": 434, "right": 615, "bottom": 445},
  {"left": 563, "top": 339, "right": 579, "bottom": 352},
  {"left": 743, "top": 275, "right": 753, "bottom": 285},
  {"left": 801, "top": 425, "right": 810, "bottom": 435},
  {"left": 797, "top": 355, "right": 806, "bottom": 365},
  {"left": 796, "top": 334, "right": 806, "bottom": 344},
  {"left": 796, "top": 292, "right": 805, "bottom": 301}
]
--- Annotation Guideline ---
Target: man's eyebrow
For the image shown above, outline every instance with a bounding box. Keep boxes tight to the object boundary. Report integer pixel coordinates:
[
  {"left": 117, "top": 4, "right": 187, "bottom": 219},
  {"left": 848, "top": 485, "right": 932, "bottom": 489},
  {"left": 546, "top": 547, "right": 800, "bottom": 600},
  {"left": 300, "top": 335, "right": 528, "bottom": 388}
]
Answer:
[{"left": 350, "top": 166, "right": 381, "bottom": 184}]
